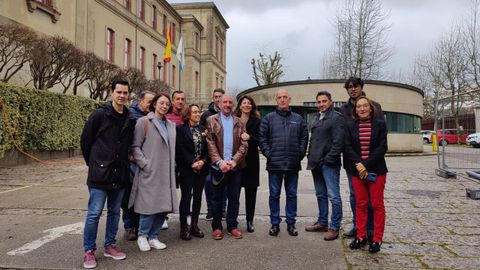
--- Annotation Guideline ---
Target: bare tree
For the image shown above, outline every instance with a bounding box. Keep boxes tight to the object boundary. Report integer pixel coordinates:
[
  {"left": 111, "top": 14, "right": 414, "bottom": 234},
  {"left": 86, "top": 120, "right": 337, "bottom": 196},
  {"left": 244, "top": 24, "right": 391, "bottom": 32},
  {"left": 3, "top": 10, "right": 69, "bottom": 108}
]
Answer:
[
  {"left": 323, "top": 0, "right": 392, "bottom": 79},
  {"left": 59, "top": 49, "right": 93, "bottom": 95},
  {"left": 29, "top": 36, "right": 77, "bottom": 90},
  {"left": 0, "top": 24, "right": 37, "bottom": 82},
  {"left": 145, "top": 79, "right": 171, "bottom": 94},
  {"left": 251, "top": 51, "right": 284, "bottom": 86},
  {"left": 86, "top": 57, "right": 121, "bottom": 100},
  {"left": 117, "top": 67, "right": 149, "bottom": 96}
]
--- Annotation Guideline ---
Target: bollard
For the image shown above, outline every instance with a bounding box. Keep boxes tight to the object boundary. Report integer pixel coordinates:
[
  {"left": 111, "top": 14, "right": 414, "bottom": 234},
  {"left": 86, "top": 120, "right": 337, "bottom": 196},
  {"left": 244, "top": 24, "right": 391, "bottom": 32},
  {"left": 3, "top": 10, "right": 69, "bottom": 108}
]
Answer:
[{"left": 432, "top": 133, "right": 438, "bottom": 152}]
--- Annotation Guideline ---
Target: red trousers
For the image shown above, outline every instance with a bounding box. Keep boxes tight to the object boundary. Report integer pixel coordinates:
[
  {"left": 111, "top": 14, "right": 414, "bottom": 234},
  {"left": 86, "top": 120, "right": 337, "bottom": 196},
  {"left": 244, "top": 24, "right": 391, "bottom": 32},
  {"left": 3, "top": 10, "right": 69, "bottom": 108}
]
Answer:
[{"left": 352, "top": 174, "right": 386, "bottom": 243}]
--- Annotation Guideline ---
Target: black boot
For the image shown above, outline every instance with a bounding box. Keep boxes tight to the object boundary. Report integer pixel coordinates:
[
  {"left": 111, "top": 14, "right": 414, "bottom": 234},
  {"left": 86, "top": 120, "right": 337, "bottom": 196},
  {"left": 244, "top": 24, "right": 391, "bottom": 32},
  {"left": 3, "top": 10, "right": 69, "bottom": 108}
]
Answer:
[
  {"left": 287, "top": 223, "right": 298, "bottom": 236},
  {"left": 180, "top": 218, "right": 191, "bottom": 240},
  {"left": 247, "top": 221, "right": 255, "bottom": 233},
  {"left": 269, "top": 224, "right": 280, "bottom": 236},
  {"left": 349, "top": 237, "right": 367, "bottom": 250},
  {"left": 189, "top": 217, "right": 204, "bottom": 238}
]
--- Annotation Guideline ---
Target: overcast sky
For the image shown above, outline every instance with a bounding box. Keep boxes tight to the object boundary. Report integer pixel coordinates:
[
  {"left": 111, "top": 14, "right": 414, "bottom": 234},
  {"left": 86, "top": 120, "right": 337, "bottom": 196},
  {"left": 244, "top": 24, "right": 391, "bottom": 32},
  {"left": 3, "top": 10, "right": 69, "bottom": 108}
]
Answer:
[{"left": 169, "top": 0, "right": 471, "bottom": 90}]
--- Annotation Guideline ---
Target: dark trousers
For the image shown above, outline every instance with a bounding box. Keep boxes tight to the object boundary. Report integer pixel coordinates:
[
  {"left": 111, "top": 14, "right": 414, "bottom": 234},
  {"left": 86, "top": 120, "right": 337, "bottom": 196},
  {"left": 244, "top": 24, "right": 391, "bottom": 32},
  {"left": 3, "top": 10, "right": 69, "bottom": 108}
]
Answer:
[
  {"left": 179, "top": 173, "right": 206, "bottom": 222},
  {"left": 211, "top": 170, "right": 242, "bottom": 232},
  {"left": 243, "top": 187, "right": 257, "bottom": 222},
  {"left": 121, "top": 163, "right": 139, "bottom": 230}
]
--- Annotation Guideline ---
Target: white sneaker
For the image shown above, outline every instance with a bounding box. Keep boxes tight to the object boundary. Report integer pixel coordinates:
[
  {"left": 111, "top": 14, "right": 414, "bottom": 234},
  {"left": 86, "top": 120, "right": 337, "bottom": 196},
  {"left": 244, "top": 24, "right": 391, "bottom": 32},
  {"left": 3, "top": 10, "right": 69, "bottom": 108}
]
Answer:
[
  {"left": 161, "top": 219, "right": 168, "bottom": 230},
  {"left": 148, "top": 239, "right": 167, "bottom": 250},
  {"left": 187, "top": 215, "right": 191, "bottom": 226},
  {"left": 137, "top": 236, "right": 151, "bottom": 252}
]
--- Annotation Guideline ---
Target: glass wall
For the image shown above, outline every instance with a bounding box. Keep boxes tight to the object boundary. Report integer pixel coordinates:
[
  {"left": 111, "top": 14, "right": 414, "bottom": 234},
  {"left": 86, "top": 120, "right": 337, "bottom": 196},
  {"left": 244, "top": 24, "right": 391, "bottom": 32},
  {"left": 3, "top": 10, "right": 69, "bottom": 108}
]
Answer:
[{"left": 385, "top": 112, "right": 421, "bottom": 133}]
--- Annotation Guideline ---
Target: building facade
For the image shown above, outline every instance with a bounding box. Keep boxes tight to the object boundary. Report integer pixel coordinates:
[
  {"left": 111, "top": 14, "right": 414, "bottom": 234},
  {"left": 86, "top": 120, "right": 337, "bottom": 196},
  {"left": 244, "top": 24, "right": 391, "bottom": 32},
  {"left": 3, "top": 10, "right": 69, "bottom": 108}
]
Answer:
[
  {"left": 0, "top": 0, "right": 228, "bottom": 105},
  {"left": 239, "top": 79, "right": 424, "bottom": 152}
]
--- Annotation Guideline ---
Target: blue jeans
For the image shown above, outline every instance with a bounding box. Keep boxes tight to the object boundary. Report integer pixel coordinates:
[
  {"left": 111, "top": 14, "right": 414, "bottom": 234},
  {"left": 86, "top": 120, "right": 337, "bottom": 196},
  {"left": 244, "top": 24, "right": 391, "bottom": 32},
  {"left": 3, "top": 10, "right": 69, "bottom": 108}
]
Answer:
[
  {"left": 139, "top": 213, "right": 166, "bottom": 239},
  {"left": 205, "top": 172, "right": 227, "bottom": 214},
  {"left": 211, "top": 170, "right": 242, "bottom": 231},
  {"left": 83, "top": 187, "right": 124, "bottom": 251},
  {"left": 347, "top": 173, "right": 374, "bottom": 231},
  {"left": 312, "top": 164, "right": 343, "bottom": 230},
  {"left": 268, "top": 170, "right": 298, "bottom": 225}
]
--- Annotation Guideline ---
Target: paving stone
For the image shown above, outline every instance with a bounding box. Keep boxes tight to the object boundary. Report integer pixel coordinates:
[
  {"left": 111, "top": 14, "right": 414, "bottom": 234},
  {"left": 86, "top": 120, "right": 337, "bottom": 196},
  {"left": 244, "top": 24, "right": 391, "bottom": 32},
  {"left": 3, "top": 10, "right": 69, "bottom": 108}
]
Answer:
[
  {"left": 421, "top": 256, "right": 480, "bottom": 270},
  {"left": 346, "top": 253, "right": 423, "bottom": 268},
  {"left": 380, "top": 243, "right": 450, "bottom": 256},
  {"left": 444, "top": 244, "right": 480, "bottom": 257}
]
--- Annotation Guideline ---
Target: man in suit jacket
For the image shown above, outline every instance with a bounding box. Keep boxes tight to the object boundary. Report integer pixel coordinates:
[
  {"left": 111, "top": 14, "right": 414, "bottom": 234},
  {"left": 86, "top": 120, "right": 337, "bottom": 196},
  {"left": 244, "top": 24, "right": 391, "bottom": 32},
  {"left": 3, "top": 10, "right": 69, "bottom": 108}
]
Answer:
[
  {"left": 206, "top": 95, "right": 248, "bottom": 240},
  {"left": 305, "top": 91, "right": 345, "bottom": 241}
]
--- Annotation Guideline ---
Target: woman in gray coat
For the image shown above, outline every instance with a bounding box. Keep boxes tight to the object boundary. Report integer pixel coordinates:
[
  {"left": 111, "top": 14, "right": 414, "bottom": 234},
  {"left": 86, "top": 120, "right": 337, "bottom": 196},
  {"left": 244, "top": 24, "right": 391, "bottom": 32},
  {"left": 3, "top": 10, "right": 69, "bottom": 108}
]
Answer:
[{"left": 129, "top": 93, "right": 178, "bottom": 252}]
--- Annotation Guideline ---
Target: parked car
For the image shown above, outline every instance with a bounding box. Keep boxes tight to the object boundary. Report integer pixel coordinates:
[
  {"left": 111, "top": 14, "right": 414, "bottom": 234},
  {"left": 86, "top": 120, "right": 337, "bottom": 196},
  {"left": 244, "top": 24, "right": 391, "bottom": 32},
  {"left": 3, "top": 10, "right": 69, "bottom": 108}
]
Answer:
[
  {"left": 467, "top": 132, "right": 480, "bottom": 148},
  {"left": 421, "top": 130, "right": 435, "bottom": 144},
  {"left": 436, "top": 129, "right": 472, "bottom": 145}
]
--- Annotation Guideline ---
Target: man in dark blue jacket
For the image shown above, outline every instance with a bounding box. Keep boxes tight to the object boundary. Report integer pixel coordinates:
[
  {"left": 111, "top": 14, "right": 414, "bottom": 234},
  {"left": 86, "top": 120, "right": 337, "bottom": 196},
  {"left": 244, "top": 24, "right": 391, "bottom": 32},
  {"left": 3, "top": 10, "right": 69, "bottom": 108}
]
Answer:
[
  {"left": 259, "top": 89, "right": 308, "bottom": 237},
  {"left": 80, "top": 79, "right": 135, "bottom": 269},
  {"left": 122, "top": 91, "right": 154, "bottom": 241},
  {"left": 305, "top": 91, "right": 345, "bottom": 241}
]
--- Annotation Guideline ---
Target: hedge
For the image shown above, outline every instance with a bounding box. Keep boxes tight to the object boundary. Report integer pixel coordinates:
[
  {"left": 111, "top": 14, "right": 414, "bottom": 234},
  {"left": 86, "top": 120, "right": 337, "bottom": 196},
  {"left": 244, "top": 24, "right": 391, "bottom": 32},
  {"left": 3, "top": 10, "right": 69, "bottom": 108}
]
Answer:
[{"left": 0, "top": 82, "right": 98, "bottom": 159}]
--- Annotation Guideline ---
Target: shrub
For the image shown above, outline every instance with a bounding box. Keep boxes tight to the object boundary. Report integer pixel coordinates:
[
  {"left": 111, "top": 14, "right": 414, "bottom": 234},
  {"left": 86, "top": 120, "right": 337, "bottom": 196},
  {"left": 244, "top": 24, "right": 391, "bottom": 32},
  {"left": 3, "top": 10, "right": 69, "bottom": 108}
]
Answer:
[{"left": 0, "top": 82, "right": 97, "bottom": 158}]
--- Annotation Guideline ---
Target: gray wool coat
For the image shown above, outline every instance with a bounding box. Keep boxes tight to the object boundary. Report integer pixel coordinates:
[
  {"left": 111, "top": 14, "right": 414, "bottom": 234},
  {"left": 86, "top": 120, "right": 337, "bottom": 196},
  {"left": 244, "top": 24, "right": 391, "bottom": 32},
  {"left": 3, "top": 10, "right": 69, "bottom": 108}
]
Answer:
[{"left": 129, "top": 112, "right": 178, "bottom": 215}]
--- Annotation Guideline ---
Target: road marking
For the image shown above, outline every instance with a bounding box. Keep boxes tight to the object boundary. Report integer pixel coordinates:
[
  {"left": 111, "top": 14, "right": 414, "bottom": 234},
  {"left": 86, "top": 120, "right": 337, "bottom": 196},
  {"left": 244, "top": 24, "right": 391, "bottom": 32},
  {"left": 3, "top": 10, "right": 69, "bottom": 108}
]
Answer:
[
  {"left": 7, "top": 222, "right": 83, "bottom": 256},
  {"left": 0, "top": 185, "right": 33, "bottom": 194}
]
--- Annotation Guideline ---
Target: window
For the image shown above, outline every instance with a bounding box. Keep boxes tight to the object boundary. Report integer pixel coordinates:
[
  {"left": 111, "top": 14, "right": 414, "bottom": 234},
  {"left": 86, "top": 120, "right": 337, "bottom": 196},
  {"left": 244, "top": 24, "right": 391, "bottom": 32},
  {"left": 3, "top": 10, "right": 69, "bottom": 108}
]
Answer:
[
  {"left": 152, "top": 5, "right": 157, "bottom": 30},
  {"left": 124, "top": 0, "right": 131, "bottom": 11},
  {"left": 152, "top": 54, "right": 157, "bottom": 79},
  {"left": 215, "top": 35, "right": 219, "bottom": 58},
  {"left": 194, "top": 32, "right": 200, "bottom": 52},
  {"left": 162, "top": 15, "right": 167, "bottom": 37},
  {"left": 163, "top": 64, "right": 167, "bottom": 82},
  {"left": 138, "top": 0, "right": 145, "bottom": 21},
  {"left": 124, "top": 38, "right": 131, "bottom": 68},
  {"left": 195, "top": 71, "right": 199, "bottom": 97},
  {"left": 172, "top": 65, "right": 176, "bottom": 88},
  {"left": 36, "top": 0, "right": 52, "bottom": 6},
  {"left": 385, "top": 112, "right": 421, "bottom": 133},
  {"left": 139, "top": 47, "right": 145, "bottom": 74},
  {"left": 171, "top": 23, "right": 176, "bottom": 44},
  {"left": 220, "top": 40, "right": 224, "bottom": 64},
  {"left": 106, "top": 28, "right": 115, "bottom": 63},
  {"left": 215, "top": 76, "right": 219, "bottom": 88}
]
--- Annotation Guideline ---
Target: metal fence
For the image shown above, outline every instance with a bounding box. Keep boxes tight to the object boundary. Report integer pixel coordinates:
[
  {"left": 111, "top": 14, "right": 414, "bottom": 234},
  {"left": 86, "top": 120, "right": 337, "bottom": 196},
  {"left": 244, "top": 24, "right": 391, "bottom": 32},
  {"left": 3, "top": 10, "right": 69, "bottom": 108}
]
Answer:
[{"left": 434, "top": 90, "right": 480, "bottom": 178}]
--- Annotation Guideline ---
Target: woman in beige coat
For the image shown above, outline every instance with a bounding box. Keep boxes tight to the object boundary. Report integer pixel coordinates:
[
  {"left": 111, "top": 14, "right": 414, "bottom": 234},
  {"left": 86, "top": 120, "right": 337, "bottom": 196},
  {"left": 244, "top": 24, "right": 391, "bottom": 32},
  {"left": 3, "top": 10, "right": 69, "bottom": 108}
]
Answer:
[{"left": 129, "top": 93, "right": 178, "bottom": 252}]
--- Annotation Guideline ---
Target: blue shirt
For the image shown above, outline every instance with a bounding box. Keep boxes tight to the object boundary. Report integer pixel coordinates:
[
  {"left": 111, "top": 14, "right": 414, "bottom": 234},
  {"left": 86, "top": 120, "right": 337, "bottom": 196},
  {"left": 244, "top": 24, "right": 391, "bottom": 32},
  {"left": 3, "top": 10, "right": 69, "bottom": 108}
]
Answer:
[{"left": 220, "top": 113, "right": 234, "bottom": 162}]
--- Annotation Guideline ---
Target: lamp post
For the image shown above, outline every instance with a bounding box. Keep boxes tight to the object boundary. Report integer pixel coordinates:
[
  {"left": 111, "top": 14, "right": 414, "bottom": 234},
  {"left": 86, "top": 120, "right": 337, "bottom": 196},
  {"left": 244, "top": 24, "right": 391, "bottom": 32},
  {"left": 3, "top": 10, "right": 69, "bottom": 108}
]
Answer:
[{"left": 157, "top": 61, "right": 163, "bottom": 79}]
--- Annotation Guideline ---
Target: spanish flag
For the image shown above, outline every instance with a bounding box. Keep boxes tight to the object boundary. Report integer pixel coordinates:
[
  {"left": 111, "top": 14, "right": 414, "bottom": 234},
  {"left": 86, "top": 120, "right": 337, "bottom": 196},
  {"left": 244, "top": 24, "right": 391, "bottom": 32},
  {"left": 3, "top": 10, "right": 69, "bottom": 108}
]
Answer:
[{"left": 164, "top": 23, "right": 172, "bottom": 63}]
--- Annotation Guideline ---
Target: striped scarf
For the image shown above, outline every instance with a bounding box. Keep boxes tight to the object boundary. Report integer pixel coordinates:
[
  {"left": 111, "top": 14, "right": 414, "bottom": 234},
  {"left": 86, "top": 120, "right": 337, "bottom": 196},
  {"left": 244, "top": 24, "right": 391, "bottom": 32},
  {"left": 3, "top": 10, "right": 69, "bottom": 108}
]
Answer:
[{"left": 358, "top": 120, "right": 372, "bottom": 160}]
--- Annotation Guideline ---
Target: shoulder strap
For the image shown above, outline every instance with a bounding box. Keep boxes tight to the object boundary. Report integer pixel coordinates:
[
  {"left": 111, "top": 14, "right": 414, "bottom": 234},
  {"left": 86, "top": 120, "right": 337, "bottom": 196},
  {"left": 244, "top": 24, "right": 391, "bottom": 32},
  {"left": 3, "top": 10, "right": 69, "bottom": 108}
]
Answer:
[{"left": 143, "top": 116, "right": 148, "bottom": 139}]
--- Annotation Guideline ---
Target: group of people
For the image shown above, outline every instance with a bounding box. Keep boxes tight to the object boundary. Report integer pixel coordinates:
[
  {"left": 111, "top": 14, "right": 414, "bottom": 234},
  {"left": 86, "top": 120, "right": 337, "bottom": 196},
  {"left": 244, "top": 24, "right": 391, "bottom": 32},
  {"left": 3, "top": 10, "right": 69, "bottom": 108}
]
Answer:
[{"left": 80, "top": 76, "right": 388, "bottom": 269}]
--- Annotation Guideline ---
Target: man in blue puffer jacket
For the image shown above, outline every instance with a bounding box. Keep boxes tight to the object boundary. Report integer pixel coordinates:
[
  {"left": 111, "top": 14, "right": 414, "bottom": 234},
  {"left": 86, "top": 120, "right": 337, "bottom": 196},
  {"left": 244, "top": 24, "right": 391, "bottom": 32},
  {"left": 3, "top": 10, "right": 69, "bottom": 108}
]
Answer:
[{"left": 258, "top": 89, "right": 309, "bottom": 237}]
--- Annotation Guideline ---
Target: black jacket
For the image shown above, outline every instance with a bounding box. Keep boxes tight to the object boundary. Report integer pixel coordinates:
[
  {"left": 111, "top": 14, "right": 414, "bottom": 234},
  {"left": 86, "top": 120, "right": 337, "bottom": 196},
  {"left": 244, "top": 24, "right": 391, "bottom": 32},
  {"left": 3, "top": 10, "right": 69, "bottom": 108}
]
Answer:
[
  {"left": 200, "top": 102, "right": 218, "bottom": 127},
  {"left": 339, "top": 94, "right": 384, "bottom": 121},
  {"left": 343, "top": 118, "right": 388, "bottom": 176},
  {"left": 175, "top": 123, "right": 209, "bottom": 177},
  {"left": 241, "top": 116, "right": 261, "bottom": 188},
  {"left": 258, "top": 109, "right": 309, "bottom": 171},
  {"left": 80, "top": 101, "right": 136, "bottom": 189},
  {"left": 307, "top": 106, "right": 345, "bottom": 170}
]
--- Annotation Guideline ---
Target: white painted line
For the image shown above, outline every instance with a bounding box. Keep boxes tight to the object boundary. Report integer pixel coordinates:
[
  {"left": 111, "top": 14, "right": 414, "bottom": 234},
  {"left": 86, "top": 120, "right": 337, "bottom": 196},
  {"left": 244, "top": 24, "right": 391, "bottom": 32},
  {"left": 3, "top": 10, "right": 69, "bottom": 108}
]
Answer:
[
  {"left": 0, "top": 185, "right": 33, "bottom": 194},
  {"left": 7, "top": 222, "right": 84, "bottom": 256}
]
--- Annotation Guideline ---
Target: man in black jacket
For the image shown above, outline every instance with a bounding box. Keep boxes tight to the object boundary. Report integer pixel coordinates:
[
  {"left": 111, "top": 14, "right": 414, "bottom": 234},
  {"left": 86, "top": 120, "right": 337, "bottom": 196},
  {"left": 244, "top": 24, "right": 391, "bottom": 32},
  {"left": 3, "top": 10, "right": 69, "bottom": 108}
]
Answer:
[
  {"left": 305, "top": 91, "right": 345, "bottom": 241},
  {"left": 339, "top": 77, "right": 383, "bottom": 239},
  {"left": 80, "top": 79, "right": 135, "bottom": 269},
  {"left": 258, "top": 89, "right": 308, "bottom": 237}
]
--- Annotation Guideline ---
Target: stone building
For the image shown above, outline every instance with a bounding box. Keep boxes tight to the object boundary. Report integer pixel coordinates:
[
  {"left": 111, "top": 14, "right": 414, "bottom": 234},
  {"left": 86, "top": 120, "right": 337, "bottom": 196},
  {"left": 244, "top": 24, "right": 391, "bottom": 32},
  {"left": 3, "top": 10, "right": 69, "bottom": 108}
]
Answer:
[{"left": 0, "top": 0, "right": 228, "bottom": 105}]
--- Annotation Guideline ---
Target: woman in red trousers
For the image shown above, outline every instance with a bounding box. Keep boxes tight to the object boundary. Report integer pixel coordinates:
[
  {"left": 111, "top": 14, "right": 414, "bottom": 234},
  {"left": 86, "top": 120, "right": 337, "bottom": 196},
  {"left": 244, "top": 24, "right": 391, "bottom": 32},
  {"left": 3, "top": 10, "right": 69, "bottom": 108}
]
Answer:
[{"left": 344, "top": 96, "right": 388, "bottom": 253}]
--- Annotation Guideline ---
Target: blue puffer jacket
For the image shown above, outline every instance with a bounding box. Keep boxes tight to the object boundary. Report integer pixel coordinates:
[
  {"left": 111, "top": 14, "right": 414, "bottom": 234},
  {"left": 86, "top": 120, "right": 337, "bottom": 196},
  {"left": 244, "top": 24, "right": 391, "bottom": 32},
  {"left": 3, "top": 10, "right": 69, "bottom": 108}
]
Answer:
[{"left": 258, "top": 109, "right": 309, "bottom": 171}]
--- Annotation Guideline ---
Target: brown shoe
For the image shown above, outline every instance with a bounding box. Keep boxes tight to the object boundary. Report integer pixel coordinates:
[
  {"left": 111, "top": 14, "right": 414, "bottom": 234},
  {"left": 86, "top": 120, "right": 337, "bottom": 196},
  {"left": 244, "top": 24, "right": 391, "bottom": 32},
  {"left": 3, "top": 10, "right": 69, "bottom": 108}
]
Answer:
[
  {"left": 305, "top": 222, "right": 328, "bottom": 232},
  {"left": 324, "top": 229, "right": 339, "bottom": 241}
]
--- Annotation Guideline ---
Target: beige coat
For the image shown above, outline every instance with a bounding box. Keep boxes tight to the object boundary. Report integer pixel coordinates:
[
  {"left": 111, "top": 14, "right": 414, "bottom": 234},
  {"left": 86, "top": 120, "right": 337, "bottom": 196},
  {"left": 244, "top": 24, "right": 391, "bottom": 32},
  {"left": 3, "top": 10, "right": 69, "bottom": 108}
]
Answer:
[{"left": 129, "top": 112, "right": 178, "bottom": 215}]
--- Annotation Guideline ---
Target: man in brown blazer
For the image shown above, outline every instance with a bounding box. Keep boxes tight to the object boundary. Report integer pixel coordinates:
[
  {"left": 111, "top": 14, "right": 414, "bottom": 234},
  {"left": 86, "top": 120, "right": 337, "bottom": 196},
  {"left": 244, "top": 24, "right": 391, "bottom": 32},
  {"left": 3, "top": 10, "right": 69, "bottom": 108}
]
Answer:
[{"left": 206, "top": 94, "right": 248, "bottom": 240}]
